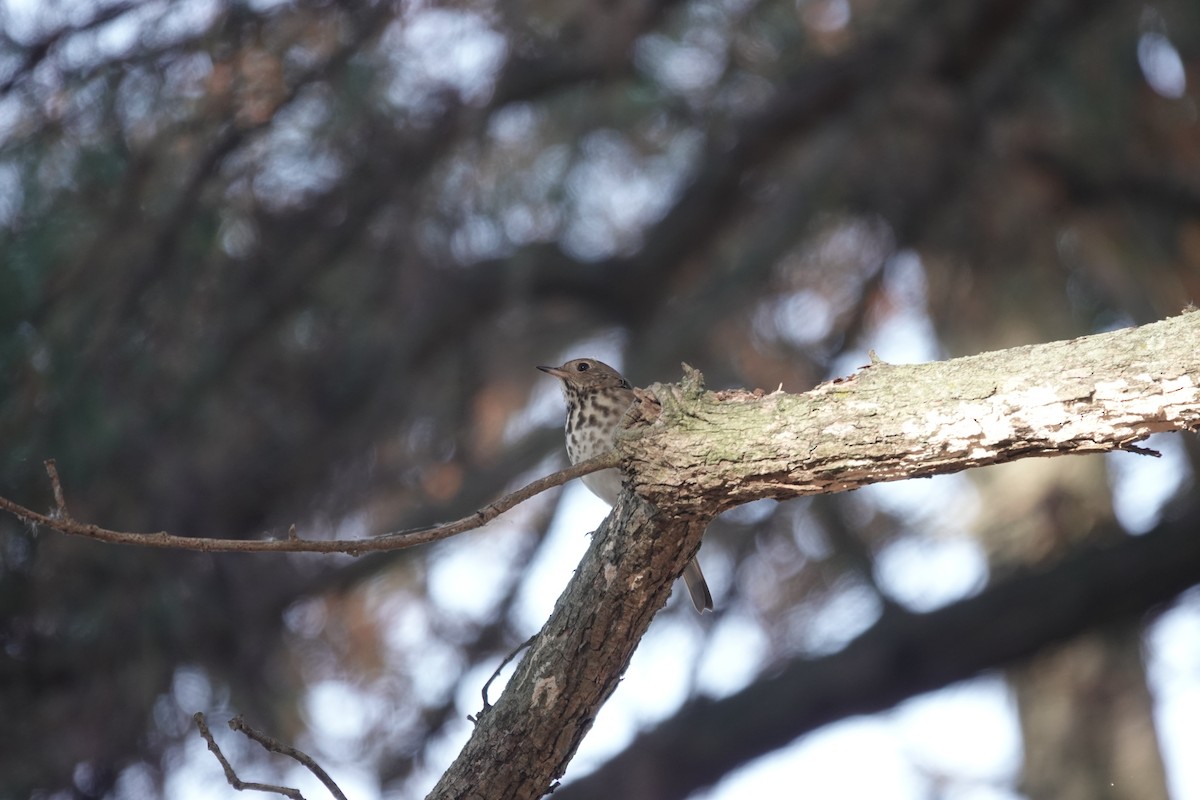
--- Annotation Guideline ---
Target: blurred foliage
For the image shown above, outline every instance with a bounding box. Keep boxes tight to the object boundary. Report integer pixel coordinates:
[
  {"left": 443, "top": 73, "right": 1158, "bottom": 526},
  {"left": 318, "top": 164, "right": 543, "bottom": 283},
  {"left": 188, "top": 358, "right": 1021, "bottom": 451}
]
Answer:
[{"left": 0, "top": 0, "right": 1197, "bottom": 797}]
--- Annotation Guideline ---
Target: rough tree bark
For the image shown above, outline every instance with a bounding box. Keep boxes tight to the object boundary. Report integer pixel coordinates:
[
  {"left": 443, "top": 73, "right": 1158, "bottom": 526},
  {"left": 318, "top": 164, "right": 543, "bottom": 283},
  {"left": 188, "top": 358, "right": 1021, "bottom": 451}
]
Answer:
[
  {"left": 429, "top": 312, "right": 1199, "bottom": 800},
  {"left": 625, "top": 312, "right": 1198, "bottom": 511}
]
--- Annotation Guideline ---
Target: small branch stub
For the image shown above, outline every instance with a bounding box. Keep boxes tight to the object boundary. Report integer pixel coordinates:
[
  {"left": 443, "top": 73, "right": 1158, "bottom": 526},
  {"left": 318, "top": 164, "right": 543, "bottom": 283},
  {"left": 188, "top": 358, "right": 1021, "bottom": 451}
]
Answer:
[{"left": 45, "top": 459, "right": 68, "bottom": 519}]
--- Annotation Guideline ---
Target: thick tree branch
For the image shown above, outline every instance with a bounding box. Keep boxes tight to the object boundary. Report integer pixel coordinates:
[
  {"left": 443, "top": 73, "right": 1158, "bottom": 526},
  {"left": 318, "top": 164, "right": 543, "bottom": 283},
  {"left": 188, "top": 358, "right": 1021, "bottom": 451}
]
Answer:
[
  {"left": 429, "top": 491, "right": 708, "bottom": 800},
  {"left": 624, "top": 312, "right": 1200, "bottom": 514}
]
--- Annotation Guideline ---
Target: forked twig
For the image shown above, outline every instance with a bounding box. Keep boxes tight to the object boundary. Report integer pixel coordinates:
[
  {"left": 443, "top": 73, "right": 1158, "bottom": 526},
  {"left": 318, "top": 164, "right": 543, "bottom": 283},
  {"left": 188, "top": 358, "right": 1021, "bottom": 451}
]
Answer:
[
  {"left": 228, "top": 716, "right": 349, "bottom": 800},
  {"left": 194, "top": 713, "right": 310, "bottom": 800}
]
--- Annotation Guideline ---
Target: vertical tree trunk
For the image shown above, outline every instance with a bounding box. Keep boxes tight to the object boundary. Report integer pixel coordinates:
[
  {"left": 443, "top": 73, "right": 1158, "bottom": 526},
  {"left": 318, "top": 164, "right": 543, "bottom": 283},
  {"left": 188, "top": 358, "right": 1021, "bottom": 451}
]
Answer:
[
  {"left": 1013, "top": 626, "right": 1169, "bottom": 800},
  {"left": 974, "top": 457, "right": 1169, "bottom": 799}
]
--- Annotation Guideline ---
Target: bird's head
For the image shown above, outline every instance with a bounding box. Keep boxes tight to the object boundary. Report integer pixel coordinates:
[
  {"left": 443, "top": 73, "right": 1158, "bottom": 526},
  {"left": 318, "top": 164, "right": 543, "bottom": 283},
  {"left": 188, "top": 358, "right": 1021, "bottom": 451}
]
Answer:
[{"left": 537, "top": 358, "right": 631, "bottom": 393}]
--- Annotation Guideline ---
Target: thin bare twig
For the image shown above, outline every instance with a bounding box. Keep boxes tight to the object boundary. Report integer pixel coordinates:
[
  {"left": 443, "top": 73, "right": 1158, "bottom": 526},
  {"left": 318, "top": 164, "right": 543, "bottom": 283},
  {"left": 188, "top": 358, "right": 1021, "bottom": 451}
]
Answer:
[
  {"left": 194, "top": 713, "right": 306, "bottom": 800},
  {"left": 471, "top": 634, "right": 538, "bottom": 722},
  {"left": 229, "top": 716, "right": 349, "bottom": 800},
  {"left": 0, "top": 453, "right": 619, "bottom": 555}
]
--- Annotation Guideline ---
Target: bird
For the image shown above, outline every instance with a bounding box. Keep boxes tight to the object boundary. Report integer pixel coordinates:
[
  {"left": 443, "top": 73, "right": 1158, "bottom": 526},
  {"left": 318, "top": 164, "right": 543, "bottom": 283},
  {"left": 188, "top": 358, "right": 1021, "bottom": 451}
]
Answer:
[{"left": 538, "top": 358, "right": 713, "bottom": 612}]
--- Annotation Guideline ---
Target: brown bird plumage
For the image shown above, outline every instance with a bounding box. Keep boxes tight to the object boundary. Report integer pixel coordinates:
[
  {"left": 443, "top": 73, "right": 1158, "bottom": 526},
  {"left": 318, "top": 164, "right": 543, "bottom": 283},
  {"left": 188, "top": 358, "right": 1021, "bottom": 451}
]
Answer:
[{"left": 538, "top": 358, "right": 713, "bottom": 612}]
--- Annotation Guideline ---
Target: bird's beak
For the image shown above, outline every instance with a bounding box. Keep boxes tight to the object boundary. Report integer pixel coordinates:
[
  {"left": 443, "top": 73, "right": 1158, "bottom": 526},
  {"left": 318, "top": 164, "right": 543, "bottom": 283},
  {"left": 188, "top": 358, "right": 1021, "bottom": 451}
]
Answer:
[{"left": 537, "top": 365, "right": 569, "bottom": 379}]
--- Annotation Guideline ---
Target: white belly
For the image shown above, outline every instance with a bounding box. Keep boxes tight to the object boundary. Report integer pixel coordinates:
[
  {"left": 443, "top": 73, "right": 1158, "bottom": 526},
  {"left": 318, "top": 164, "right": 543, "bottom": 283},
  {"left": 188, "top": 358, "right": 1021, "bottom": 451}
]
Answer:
[{"left": 580, "top": 468, "right": 622, "bottom": 506}]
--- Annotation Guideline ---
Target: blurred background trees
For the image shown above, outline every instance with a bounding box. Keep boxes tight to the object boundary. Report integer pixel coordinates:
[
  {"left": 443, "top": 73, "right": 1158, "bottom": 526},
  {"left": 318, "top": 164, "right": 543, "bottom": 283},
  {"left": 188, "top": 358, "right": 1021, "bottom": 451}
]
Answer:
[{"left": 1, "top": 0, "right": 1197, "bottom": 798}]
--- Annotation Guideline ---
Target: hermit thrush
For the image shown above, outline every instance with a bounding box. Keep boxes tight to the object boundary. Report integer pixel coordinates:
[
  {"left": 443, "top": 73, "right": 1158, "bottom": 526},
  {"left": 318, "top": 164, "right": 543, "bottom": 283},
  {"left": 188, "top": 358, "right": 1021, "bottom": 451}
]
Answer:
[{"left": 538, "top": 358, "right": 713, "bottom": 612}]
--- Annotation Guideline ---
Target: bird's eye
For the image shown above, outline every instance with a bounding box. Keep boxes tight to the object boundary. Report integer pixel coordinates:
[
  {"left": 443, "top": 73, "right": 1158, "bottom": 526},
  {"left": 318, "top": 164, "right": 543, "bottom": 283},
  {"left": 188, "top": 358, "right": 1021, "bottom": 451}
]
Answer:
[{"left": 576, "top": 362, "right": 590, "bottom": 372}]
